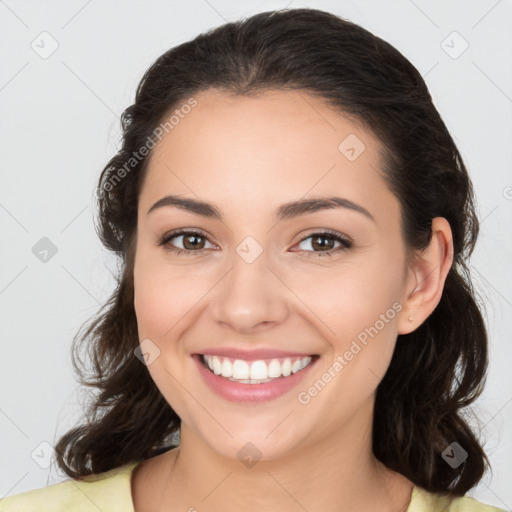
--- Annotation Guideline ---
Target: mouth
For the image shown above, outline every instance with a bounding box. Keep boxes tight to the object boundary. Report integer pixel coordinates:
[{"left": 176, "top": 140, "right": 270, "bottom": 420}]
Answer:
[
  {"left": 200, "top": 354, "right": 318, "bottom": 384},
  {"left": 191, "top": 346, "right": 320, "bottom": 402},
  {"left": 196, "top": 353, "right": 319, "bottom": 384}
]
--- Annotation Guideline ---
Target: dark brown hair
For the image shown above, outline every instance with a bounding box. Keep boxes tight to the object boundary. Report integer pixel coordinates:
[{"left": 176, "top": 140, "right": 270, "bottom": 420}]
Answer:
[{"left": 55, "top": 7, "right": 490, "bottom": 497}]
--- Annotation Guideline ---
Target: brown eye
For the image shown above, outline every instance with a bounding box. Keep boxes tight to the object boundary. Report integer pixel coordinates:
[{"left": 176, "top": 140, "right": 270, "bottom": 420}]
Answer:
[
  {"left": 159, "top": 230, "right": 213, "bottom": 255},
  {"left": 295, "top": 231, "right": 352, "bottom": 257},
  {"left": 181, "top": 233, "right": 206, "bottom": 250},
  {"left": 310, "top": 235, "right": 336, "bottom": 251}
]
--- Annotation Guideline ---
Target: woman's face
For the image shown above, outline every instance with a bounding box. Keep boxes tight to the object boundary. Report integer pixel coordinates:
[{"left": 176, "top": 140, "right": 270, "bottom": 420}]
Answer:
[{"left": 133, "top": 88, "right": 416, "bottom": 461}]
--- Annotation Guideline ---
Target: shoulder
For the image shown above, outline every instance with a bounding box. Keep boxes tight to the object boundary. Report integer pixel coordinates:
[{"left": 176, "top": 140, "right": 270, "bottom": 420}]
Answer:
[
  {"left": 408, "top": 485, "right": 507, "bottom": 512},
  {"left": 0, "top": 461, "right": 141, "bottom": 512}
]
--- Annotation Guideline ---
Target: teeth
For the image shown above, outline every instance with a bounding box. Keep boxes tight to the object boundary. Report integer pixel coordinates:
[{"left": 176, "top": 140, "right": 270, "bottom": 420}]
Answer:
[
  {"left": 212, "top": 357, "right": 222, "bottom": 375},
  {"left": 249, "top": 360, "right": 267, "bottom": 380},
  {"left": 281, "top": 358, "right": 292, "bottom": 377},
  {"left": 232, "top": 359, "right": 250, "bottom": 379},
  {"left": 202, "top": 354, "right": 313, "bottom": 383},
  {"left": 268, "top": 359, "right": 281, "bottom": 378},
  {"left": 221, "top": 358, "right": 232, "bottom": 377}
]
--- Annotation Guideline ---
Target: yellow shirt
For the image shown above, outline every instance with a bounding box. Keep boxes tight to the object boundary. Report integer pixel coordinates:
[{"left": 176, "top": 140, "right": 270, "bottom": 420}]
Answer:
[{"left": 0, "top": 460, "right": 506, "bottom": 511}]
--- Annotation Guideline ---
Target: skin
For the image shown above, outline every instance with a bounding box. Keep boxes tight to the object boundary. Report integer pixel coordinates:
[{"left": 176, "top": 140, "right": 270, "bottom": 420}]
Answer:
[{"left": 131, "top": 88, "right": 454, "bottom": 512}]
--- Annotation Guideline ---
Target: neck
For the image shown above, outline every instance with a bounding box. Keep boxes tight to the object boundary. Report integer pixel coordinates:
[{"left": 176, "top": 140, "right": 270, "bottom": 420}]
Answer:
[{"left": 146, "top": 406, "right": 413, "bottom": 512}]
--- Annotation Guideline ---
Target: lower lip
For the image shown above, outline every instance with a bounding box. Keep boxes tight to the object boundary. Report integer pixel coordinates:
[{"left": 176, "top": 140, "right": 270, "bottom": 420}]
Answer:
[{"left": 193, "top": 355, "right": 318, "bottom": 403}]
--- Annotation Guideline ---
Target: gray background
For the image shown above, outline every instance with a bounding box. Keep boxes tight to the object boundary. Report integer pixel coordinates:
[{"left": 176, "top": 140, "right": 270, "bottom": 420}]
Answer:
[{"left": 1, "top": 0, "right": 511, "bottom": 508}]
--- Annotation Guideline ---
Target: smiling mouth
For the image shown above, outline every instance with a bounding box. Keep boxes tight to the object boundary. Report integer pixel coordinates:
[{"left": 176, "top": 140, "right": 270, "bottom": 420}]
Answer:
[{"left": 199, "top": 353, "right": 319, "bottom": 384}]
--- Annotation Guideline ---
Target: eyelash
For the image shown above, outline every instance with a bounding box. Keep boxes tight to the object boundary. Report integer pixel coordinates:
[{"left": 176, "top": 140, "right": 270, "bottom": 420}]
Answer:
[{"left": 158, "top": 229, "right": 352, "bottom": 258}]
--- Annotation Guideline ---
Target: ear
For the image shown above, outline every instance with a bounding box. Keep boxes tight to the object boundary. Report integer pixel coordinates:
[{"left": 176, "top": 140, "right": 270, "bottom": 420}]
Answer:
[{"left": 397, "top": 217, "right": 454, "bottom": 335}]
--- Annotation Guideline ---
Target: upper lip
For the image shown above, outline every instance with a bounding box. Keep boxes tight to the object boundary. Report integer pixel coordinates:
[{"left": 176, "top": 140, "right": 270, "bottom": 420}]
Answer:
[{"left": 194, "top": 347, "right": 318, "bottom": 361}]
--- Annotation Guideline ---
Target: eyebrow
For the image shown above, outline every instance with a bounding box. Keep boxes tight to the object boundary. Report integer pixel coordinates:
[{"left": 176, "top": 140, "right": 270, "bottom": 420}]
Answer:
[{"left": 147, "top": 194, "right": 375, "bottom": 222}]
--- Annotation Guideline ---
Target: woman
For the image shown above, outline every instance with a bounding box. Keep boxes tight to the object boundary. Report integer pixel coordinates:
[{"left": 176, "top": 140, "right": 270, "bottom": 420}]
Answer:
[{"left": 1, "top": 7, "right": 505, "bottom": 512}]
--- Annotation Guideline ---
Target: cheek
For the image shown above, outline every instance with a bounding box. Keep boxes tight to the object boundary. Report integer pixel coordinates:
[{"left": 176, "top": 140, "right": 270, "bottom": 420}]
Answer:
[
  {"left": 292, "top": 264, "right": 403, "bottom": 420},
  {"left": 294, "top": 254, "right": 404, "bottom": 398},
  {"left": 133, "top": 249, "right": 216, "bottom": 339},
  {"left": 329, "top": 258, "right": 404, "bottom": 382},
  {"left": 134, "top": 272, "right": 190, "bottom": 338},
  {"left": 132, "top": 251, "right": 204, "bottom": 416},
  {"left": 290, "top": 255, "right": 404, "bottom": 341}
]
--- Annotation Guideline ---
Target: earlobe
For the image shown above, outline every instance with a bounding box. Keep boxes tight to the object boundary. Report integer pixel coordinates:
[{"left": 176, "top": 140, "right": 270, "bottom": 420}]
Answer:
[{"left": 398, "top": 217, "right": 454, "bottom": 335}]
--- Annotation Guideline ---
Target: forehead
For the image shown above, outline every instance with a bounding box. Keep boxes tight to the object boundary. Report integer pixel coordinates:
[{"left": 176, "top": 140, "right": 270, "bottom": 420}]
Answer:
[{"left": 139, "top": 88, "right": 397, "bottom": 227}]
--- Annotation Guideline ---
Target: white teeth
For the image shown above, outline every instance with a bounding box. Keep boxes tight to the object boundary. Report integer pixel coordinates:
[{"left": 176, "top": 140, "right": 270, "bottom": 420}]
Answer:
[
  {"left": 268, "top": 359, "right": 282, "bottom": 378},
  {"left": 221, "top": 358, "right": 232, "bottom": 377},
  {"left": 202, "top": 354, "right": 313, "bottom": 383},
  {"left": 232, "top": 359, "right": 250, "bottom": 380},
  {"left": 282, "top": 358, "right": 292, "bottom": 376},
  {"left": 249, "top": 360, "right": 268, "bottom": 380},
  {"left": 212, "top": 356, "right": 222, "bottom": 375}
]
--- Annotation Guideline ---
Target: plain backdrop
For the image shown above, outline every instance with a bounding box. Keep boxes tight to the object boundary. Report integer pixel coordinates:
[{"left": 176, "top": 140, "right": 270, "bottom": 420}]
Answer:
[{"left": 1, "top": 0, "right": 511, "bottom": 508}]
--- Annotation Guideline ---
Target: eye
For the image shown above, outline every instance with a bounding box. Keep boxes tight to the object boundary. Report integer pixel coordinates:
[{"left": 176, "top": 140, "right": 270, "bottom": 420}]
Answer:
[
  {"left": 158, "top": 229, "right": 352, "bottom": 258},
  {"left": 159, "top": 229, "right": 215, "bottom": 256},
  {"left": 294, "top": 230, "right": 352, "bottom": 257}
]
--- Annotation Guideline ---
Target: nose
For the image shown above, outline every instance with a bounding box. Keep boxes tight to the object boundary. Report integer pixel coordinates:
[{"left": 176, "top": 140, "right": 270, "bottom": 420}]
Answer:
[{"left": 211, "top": 249, "right": 289, "bottom": 335}]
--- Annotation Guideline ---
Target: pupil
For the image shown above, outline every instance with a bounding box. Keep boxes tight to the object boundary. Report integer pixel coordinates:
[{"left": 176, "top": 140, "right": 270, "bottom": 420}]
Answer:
[
  {"left": 184, "top": 234, "right": 203, "bottom": 250},
  {"left": 313, "top": 236, "right": 333, "bottom": 251}
]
